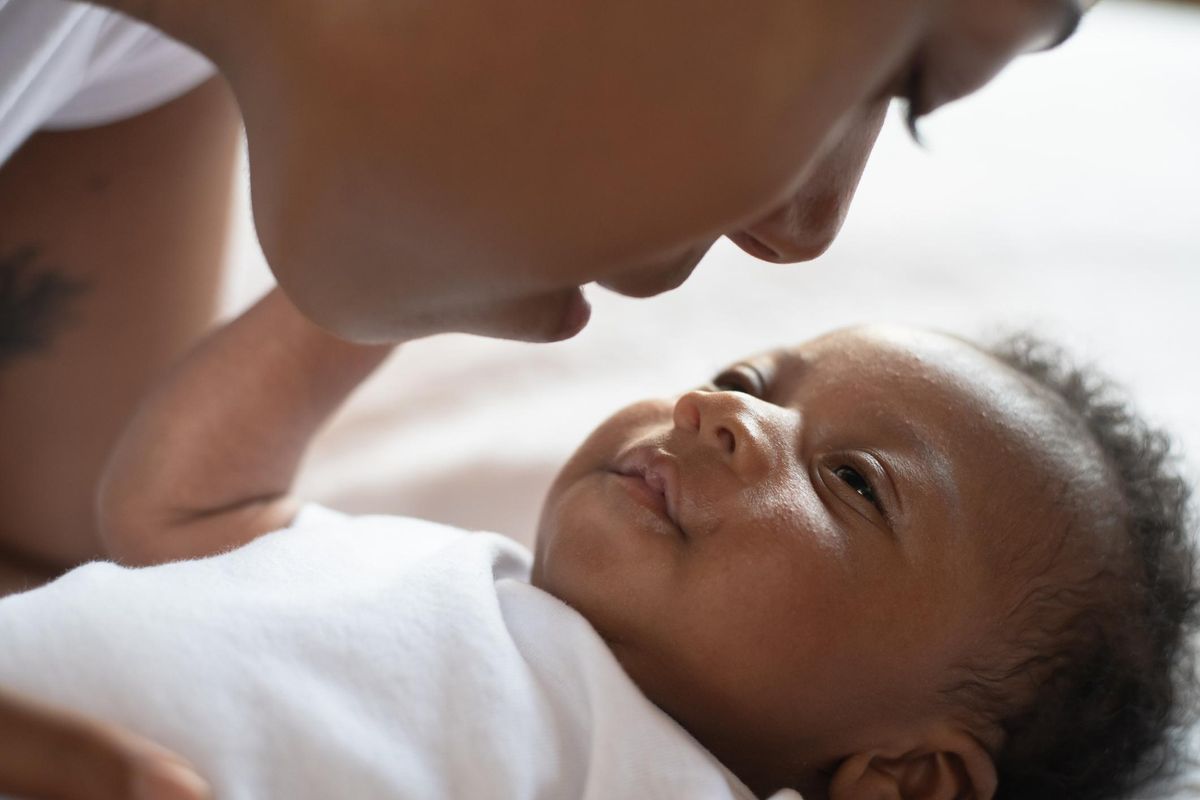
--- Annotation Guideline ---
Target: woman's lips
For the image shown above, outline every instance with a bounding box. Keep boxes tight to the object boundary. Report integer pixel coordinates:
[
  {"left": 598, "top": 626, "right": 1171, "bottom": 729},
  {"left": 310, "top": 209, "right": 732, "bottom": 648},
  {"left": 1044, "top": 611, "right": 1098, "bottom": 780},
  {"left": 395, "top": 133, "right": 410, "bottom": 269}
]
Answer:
[
  {"left": 555, "top": 287, "right": 592, "bottom": 340},
  {"left": 727, "top": 231, "right": 782, "bottom": 263}
]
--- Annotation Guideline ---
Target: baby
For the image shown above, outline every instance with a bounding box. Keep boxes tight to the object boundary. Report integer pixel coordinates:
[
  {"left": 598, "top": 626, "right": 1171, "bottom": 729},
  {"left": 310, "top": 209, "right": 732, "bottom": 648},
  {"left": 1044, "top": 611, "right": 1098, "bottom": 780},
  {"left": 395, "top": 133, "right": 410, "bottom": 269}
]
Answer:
[{"left": 1, "top": 290, "right": 1196, "bottom": 800}]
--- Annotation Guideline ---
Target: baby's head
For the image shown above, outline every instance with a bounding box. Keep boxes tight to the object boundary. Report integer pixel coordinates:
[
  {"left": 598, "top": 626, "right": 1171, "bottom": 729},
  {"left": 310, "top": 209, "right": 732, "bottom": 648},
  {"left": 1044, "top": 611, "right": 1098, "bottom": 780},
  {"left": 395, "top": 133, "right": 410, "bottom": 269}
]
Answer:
[{"left": 531, "top": 325, "right": 1198, "bottom": 800}]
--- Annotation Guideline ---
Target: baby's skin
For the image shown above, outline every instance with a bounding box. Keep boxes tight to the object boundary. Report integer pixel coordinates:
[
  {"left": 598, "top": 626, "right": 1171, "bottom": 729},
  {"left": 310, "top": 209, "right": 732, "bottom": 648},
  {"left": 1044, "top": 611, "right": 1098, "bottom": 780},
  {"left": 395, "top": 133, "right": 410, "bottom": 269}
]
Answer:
[{"left": 97, "top": 293, "right": 1116, "bottom": 800}]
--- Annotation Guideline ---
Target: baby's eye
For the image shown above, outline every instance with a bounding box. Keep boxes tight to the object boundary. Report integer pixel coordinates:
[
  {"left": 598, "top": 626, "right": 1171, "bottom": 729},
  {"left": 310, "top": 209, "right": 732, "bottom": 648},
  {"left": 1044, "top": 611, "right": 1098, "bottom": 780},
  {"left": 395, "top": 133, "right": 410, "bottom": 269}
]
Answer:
[
  {"left": 834, "top": 466, "right": 879, "bottom": 508},
  {"left": 710, "top": 364, "right": 766, "bottom": 397}
]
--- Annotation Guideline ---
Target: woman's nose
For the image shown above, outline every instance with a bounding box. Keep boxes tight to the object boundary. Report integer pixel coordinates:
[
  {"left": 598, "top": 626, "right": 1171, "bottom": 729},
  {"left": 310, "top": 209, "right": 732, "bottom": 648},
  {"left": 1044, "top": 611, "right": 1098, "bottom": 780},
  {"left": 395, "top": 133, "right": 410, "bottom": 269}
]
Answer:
[
  {"left": 672, "top": 390, "right": 773, "bottom": 481},
  {"left": 728, "top": 100, "right": 887, "bottom": 264}
]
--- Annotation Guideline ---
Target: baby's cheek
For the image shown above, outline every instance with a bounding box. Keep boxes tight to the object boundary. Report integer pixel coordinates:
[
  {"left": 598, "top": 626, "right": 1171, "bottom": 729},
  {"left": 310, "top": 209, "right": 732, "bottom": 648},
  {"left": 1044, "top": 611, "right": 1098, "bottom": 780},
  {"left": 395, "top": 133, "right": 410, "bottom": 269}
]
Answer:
[
  {"left": 536, "top": 479, "right": 660, "bottom": 608},
  {"left": 742, "top": 472, "right": 843, "bottom": 555},
  {"left": 535, "top": 484, "right": 607, "bottom": 590}
]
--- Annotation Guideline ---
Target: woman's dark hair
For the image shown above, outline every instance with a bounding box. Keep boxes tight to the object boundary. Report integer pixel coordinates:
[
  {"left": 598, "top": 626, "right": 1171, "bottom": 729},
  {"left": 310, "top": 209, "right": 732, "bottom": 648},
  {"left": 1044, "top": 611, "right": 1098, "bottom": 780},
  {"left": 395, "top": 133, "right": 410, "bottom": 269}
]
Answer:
[{"left": 956, "top": 335, "right": 1200, "bottom": 800}]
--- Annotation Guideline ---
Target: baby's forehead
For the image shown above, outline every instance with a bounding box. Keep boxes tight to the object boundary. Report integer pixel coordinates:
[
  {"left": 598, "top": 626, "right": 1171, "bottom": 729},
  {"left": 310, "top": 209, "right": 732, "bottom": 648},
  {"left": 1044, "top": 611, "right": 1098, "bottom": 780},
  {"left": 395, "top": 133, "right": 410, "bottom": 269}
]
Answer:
[
  {"left": 763, "top": 324, "right": 1112, "bottom": 528},
  {"left": 841, "top": 327, "right": 1117, "bottom": 532},
  {"left": 792, "top": 327, "right": 1118, "bottom": 596},
  {"left": 770, "top": 325, "right": 1075, "bottom": 441},
  {"left": 712, "top": 327, "right": 1117, "bottom": 531}
]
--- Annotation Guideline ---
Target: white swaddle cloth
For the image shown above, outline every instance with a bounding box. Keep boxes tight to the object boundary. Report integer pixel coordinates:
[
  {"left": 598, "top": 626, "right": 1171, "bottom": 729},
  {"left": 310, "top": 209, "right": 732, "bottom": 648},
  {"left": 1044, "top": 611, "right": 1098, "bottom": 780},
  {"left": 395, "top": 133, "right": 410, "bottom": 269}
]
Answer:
[{"left": 0, "top": 506, "right": 800, "bottom": 799}]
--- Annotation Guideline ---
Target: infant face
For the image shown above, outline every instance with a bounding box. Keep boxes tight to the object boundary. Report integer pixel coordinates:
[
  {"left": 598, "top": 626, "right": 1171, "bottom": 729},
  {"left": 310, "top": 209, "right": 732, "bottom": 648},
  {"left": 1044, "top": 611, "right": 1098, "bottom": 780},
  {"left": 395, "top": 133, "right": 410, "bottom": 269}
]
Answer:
[{"left": 532, "top": 325, "right": 1081, "bottom": 795}]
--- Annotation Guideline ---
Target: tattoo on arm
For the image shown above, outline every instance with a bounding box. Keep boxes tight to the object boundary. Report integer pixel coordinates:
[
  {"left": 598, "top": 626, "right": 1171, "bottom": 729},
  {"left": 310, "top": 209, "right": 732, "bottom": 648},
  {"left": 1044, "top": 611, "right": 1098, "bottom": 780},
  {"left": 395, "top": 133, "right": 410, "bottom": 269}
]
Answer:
[{"left": 0, "top": 248, "right": 88, "bottom": 369}]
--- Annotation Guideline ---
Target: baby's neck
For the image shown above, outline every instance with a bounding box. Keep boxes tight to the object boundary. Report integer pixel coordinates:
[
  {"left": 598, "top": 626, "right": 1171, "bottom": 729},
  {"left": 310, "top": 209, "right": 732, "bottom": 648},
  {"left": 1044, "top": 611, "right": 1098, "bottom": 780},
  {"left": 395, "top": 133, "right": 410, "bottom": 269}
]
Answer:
[{"left": 604, "top": 638, "right": 827, "bottom": 799}]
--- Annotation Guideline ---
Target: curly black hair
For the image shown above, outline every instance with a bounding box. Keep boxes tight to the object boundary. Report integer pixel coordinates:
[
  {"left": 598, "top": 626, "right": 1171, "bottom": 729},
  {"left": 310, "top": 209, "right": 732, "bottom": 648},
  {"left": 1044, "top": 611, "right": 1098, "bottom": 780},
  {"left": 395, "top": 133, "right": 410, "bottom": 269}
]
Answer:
[{"left": 947, "top": 335, "right": 1200, "bottom": 800}]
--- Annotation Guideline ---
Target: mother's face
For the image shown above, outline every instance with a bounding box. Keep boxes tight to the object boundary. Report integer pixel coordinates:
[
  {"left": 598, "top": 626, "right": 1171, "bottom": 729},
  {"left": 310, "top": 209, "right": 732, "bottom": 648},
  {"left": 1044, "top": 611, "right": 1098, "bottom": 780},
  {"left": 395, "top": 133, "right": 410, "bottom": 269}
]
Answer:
[
  {"left": 725, "top": 0, "right": 1086, "bottom": 263},
  {"left": 238, "top": 0, "right": 1086, "bottom": 343}
]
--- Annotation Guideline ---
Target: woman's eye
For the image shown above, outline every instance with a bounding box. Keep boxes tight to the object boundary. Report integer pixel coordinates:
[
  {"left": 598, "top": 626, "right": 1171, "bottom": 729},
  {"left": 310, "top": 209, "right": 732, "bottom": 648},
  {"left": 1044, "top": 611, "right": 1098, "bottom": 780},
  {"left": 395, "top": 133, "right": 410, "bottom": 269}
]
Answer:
[
  {"left": 711, "top": 366, "right": 765, "bottom": 396},
  {"left": 834, "top": 466, "right": 879, "bottom": 508}
]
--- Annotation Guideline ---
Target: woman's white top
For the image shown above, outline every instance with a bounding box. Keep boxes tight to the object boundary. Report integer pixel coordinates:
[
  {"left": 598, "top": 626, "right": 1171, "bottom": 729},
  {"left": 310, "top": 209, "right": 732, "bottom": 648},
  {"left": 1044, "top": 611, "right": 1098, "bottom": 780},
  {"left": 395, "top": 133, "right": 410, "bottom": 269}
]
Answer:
[{"left": 0, "top": 0, "right": 214, "bottom": 165}]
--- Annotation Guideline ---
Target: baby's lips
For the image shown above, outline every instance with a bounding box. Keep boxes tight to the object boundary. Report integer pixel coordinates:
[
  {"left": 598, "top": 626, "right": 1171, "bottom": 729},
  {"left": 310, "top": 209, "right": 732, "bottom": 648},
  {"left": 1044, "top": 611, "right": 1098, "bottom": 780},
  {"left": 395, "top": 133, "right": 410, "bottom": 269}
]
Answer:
[
  {"left": 640, "top": 467, "right": 679, "bottom": 525},
  {"left": 615, "top": 445, "right": 684, "bottom": 529}
]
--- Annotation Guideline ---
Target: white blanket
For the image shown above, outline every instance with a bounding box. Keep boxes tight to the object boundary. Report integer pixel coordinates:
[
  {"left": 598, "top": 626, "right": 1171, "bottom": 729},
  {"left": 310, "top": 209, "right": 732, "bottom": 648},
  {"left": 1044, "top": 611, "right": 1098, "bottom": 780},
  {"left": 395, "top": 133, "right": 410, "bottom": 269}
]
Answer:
[{"left": 0, "top": 507, "right": 794, "bottom": 800}]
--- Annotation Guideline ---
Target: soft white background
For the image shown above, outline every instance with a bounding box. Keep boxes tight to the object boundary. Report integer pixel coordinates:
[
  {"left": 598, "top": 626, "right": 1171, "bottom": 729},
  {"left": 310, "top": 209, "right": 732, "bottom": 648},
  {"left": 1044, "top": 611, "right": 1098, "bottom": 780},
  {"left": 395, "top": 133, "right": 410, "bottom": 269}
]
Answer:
[{"left": 225, "top": 1, "right": 1199, "bottom": 790}]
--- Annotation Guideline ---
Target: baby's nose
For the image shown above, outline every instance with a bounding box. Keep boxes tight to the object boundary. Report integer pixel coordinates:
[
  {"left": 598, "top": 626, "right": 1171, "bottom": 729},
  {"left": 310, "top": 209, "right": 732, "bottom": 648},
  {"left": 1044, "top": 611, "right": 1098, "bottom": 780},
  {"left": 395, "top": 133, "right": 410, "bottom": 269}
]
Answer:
[{"left": 672, "top": 391, "right": 773, "bottom": 481}]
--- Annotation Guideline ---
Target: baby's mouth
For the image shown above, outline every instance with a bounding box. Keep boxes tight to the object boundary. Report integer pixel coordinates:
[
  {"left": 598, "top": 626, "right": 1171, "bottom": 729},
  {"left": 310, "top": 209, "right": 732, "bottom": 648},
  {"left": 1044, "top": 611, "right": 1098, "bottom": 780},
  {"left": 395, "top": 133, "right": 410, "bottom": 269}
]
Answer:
[{"left": 610, "top": 447, "right": 684, "bottom": 534}]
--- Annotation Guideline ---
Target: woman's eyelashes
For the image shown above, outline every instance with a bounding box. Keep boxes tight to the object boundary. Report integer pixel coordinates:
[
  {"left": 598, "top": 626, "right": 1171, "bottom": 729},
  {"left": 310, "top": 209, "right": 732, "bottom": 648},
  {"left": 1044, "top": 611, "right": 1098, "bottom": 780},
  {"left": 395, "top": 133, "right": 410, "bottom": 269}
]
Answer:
[{"left": 901, "top": 55, "right": 929, "bottom": 142}]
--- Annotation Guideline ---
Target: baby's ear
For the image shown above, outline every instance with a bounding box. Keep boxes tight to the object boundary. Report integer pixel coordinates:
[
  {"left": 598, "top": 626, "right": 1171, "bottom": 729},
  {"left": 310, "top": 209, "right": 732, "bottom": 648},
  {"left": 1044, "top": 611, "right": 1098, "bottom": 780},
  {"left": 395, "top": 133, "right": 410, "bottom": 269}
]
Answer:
[{"left": 827, "top": 730, "right": 997, "bottom": 800}]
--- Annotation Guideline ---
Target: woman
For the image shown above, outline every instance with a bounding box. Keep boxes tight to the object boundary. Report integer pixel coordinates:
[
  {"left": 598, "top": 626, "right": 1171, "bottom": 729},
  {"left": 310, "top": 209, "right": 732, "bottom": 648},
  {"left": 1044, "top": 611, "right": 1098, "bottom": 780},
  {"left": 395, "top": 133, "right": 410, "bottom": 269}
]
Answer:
[{"left": 0, "top": 0, "right": 1090, "bottom": 796}]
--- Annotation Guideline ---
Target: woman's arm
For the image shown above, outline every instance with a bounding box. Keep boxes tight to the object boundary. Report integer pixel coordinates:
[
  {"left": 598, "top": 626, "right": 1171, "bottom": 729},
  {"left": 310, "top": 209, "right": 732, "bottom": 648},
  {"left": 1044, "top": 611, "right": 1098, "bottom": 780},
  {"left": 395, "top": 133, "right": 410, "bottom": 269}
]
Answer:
[
  {"left": 0, "top": 76, "right": 241, "bottom": 570},
  {"left": 98, "top": 290, "right": 393, "bottom": 566}
]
